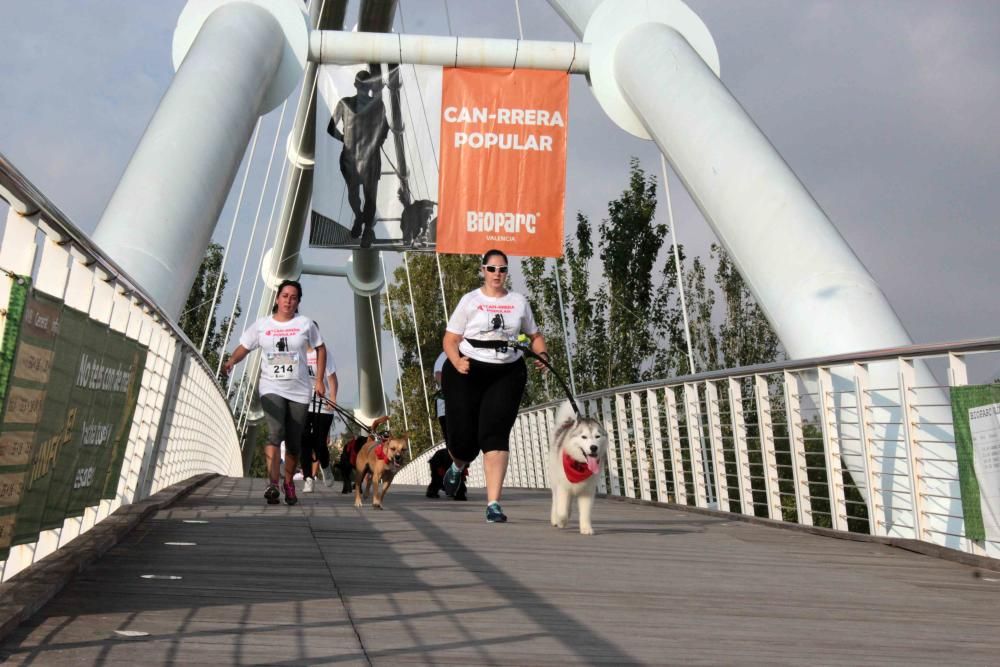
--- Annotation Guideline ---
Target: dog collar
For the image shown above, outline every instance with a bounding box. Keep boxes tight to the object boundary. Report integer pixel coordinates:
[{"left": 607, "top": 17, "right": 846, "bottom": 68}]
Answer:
[
  {"left": 562, "top": 452, "right": 593, "bottom": 483},
  {"left": 375, "top": 443, "right": 391, "bottom": 463}
]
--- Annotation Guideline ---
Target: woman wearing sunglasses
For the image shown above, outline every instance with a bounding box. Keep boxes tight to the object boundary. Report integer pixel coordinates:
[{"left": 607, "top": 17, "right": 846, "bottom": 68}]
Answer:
[{"left": 440, "top": 249, "right": 549, "bottom": 523}]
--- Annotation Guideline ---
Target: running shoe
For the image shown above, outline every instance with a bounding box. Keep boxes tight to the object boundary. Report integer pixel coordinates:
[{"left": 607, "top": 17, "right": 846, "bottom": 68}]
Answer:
[
  {"left": 303, "top": 477, "right": 314, "bottom": 493},
  {"left": 283, "top": 480, "right": 298, "bottom": 506},
  {"left": 486, "top": 502, "right": 507, "bottom": 523},
  {"left": 264, "top": 483, "right": 280, "bottom": 505},
  {"left": 321, "top": 465, "right": 334, "bottom": 487},
  {"left": 442, "top": 464, "right": 462, "bottom": 497}
]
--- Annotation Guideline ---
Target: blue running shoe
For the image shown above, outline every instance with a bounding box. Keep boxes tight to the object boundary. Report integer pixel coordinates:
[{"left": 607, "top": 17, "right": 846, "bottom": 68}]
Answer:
[
  {"left": 442, "top": 464, "right": 462, "bottom": 497},
  {"left": 486, "top": 502, "right": 507, "bottom": 523}
]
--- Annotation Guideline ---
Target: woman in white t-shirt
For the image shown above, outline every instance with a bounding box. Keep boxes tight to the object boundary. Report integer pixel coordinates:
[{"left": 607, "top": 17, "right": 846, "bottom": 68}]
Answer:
[
  {"left": 223, "top": 280, "right": 326, "bottom": 506},
  {"left": 440, "top": 249, "right": 549, "bottom": 523}
]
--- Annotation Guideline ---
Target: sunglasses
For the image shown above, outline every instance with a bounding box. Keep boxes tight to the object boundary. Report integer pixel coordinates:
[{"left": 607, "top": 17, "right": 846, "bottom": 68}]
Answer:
[{"left": 483, "top": 265, "right": 509, "bottom": 274}]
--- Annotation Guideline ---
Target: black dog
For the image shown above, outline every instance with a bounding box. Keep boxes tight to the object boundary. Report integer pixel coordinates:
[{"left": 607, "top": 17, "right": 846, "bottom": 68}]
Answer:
[
  {"left": 426, "top": 448, "right": 467, "bottom": 501},
  {"left": 337, "top": 436, "right": 365, "bottom": 494}
]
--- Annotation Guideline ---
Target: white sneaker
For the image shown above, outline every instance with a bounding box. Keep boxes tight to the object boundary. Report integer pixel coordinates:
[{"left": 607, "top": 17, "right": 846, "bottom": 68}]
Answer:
[
  {"left": 303, "top": 477, "right": 314, "bottom": 493},
  {"left": 321, "top": 466, "right": 334, "bottom": 487}
]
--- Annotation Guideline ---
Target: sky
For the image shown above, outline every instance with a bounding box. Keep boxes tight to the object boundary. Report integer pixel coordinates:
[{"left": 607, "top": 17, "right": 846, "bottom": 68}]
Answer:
[{"left": 2, "top": 0, "right": 999, "bottom": 408}]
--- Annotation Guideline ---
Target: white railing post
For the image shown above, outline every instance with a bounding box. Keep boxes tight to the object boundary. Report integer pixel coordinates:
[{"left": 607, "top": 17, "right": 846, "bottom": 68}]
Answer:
[
  {"left": 601, "top": 396, "right": 623, "bottom": 497},
  {"left": 586, "top": 399, "right": 609, "bottom": 495},
  {"left": 705, "top": 381, "right": 729, "bottom": 511},
  {"left": 754, "top": 375, "right": 782, "bottom": 520},
  {"left": 615, "top": 394, "right": 636, "bottom": 499},
  {"left": 542, "top": 407, "right": 556, "bottom": 488},
  {"left": 630, "top": 392, "right": 652, "bottom": 501},
  {"left": 646, "top": 389, "right": 669, "bottom": 503},
  {"left": 664, "top": 387, "right": 687, "bottom": 505},
  {"left": 683, "top": 383, "right": 709, "bottom": 507},
  {"left": 728, "top": 377, "right": 754, "bottom": 516},
  {"left": 817, "top": 367, "right": 848, "bottom": 531},
  {"left": 898, "top": 359, "right": 927, "bottom": 541},
  {"left": 853, "top": 363, "right": 883, "bottom": 536},
  {"left": 524, "top": 415, "right": 539, "bottom": 489},
  {"left": 510, "top": 418, "right": 525, "bottom": 488},
  {"left": 782, "top": 370, "right": 813, "bottom": 525}
]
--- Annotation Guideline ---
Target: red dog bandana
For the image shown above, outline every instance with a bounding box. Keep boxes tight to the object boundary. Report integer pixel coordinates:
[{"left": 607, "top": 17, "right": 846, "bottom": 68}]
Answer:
[{"left": 562, "top": 452, "right": 599, "bottom": 483}]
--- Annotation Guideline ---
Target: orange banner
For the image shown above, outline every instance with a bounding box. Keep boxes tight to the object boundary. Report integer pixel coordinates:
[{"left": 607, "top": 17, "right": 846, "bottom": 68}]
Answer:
[{"left": 436, "top": 68, "right": 569, "bottom": 258}]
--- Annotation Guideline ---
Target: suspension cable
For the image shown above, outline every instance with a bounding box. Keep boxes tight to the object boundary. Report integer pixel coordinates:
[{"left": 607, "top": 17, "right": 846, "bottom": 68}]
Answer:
[
  {"left": 215, "top": 101, "right": 289, "bottom": 377},
  {"left": 553, "top": 259, "right": 577, "bottom": 396},
  {"left": 402, "top": 251, "right": 437, "bottom": 451},
  {"left": 381, "top": 253, "right": 410, "bottom": 433},
  {"left": 228, "top": 118, "right": 291, "bottom": 400},
  {"left": 368, "top": 292, "right": 408, "bottom": 456},
  {"left": 661, "top": 153, "right": 697, "bottom": 373},
  {"left": 199, "top": 120, "right": 262, "bottom": 353}
]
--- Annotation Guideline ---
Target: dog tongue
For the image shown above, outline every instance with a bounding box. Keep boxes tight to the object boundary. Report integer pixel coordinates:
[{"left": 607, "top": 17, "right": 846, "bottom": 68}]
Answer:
[{"left": 586, "top": 456, "right": 600, "bottom": 474}]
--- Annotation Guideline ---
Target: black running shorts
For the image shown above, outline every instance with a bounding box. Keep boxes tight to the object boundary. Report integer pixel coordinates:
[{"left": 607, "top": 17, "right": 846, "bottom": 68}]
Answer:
[{"left": 441, "top": 357, "right": 527, "bottom": 463}]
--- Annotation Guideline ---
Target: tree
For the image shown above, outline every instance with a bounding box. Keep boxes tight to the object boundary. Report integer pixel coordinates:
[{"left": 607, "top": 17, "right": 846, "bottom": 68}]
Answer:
[
  {"left": 178, "top": 242, "right": 241, "bottom": 376},
  {"left": 525, "top": 159, "right": 667, "bottom": 402},
  {"left": 598, "top": 158, "right": 666, "bottom": 386},
  {"left": 712, "top": 243, "right": 782, "bottom": 368},
  {"left": 523, "top": 157, "right": 783, "bottom": 407}
]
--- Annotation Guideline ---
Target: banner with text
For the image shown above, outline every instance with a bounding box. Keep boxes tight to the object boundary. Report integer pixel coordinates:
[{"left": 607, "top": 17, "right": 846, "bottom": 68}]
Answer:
[
  {"left": 436, "top": 68, "right": 569, "bottom": 258},
  {"left": 950, "top": 384, "right": 1000, "bottom": 542},
  {"left": 0, "top": 282, "right": 147, "bottom": 559}
]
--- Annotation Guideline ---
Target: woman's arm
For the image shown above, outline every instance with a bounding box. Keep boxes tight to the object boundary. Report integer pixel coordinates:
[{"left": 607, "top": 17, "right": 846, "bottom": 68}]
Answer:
[
  {"left": 527, "top": 331, "right": 549, "bottom": 371},
  {"left": 314, "top": 344, "right": 327, "bottom": 397},
  {"left": 222, "top": 345, "right": 250, "bottom": 376},
  {"left": 443, "top": 331, "right": 469, "bottom": 374}
]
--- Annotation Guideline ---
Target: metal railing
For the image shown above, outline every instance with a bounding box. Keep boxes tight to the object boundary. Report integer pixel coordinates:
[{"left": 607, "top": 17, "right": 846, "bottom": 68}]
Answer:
[
  {"left": 0, "top": 152, "right": 241, "bottom": 581},
  {"left": 398, "top": 339, "right": 1000, "bottom": 560}
]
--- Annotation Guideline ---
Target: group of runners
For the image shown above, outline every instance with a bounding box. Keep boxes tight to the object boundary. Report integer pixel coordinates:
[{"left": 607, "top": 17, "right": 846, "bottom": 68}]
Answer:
[{"left": 224, "top": 249, "right": 548, "bottom": 522}]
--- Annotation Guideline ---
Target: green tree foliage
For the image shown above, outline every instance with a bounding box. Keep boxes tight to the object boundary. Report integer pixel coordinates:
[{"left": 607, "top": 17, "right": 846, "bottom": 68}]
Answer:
[
  {"left": 382, "top": 253, "right": 480, "bottom": 457},
  {"left": 178, "top": 242, "right": 241, "bottom": 377},
  {"left": 712, "top": 243, "right": 781, "bottom": 369}
]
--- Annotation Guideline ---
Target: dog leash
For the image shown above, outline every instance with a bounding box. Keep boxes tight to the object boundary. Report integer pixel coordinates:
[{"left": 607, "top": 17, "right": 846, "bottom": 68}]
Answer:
[
  {"left": 313, "top": 394, "right": 388, "bottom": 441},
  {"left": 463, "top": 335, "right": 581, "bottom": 417}
]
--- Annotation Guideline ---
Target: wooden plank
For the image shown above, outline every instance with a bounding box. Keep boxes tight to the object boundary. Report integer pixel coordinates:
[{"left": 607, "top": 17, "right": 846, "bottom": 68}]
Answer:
[{"left": 3, "top": 477, "right": 1000, "bottom": 665}]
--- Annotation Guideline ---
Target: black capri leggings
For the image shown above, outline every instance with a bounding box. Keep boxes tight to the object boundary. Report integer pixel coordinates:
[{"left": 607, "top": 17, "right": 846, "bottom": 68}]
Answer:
[
  {"left": 441, "top": 357, "right": 527, "bottom": 463},
  {"left": 301, "top": 411, "right": 333, "bottom": 478}
]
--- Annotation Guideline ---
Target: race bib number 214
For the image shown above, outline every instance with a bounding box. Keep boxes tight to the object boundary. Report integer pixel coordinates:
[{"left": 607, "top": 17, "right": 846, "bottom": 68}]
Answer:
[{"left": 264, "top": 352, "right": 298, "bottom": 380}]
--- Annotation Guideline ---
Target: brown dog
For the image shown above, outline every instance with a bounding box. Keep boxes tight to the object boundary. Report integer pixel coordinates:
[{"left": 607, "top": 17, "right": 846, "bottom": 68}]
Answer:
[{"left": 353, "top": 434, "right": 408, "bottom": 509}]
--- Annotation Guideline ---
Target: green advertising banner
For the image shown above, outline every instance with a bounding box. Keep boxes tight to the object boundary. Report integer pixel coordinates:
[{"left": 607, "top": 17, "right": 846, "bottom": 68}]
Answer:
[
  {"left": 950, "top": 384, "right": 1000, "bottom": 542},
  {"left": 0, "top": 283, "right": 148, "bottom": 559},
  {"left": 0, "top": 276, "right": 30, "bottom": 555}
]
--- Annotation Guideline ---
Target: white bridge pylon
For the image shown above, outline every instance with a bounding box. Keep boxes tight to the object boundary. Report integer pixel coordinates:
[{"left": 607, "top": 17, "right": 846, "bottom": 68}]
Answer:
[{"left": 89, "top": 0, "right": 934, "bottom": 536}]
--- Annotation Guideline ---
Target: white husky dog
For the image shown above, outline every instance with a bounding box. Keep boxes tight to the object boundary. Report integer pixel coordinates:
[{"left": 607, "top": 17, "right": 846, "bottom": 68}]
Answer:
[{"left": 549, "top": 400, "right": 609, "bottom": 535}]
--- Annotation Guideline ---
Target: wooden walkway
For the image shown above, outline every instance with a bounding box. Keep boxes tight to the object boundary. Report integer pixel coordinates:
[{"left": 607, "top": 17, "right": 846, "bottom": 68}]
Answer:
[{"left": 2, "top": 476, "right": 999, "bottom": 665}]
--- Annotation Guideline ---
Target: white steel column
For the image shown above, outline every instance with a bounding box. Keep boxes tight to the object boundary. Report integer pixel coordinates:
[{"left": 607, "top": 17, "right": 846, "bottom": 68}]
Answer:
[{"left": 93, "top": 0, "right": 306, "bottom": 319}]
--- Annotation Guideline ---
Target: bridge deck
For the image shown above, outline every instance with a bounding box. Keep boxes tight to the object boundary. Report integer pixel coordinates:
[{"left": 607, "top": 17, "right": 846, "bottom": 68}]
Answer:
[{"left": 2, "top": 476, "right": 999, "bottom": 665}]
